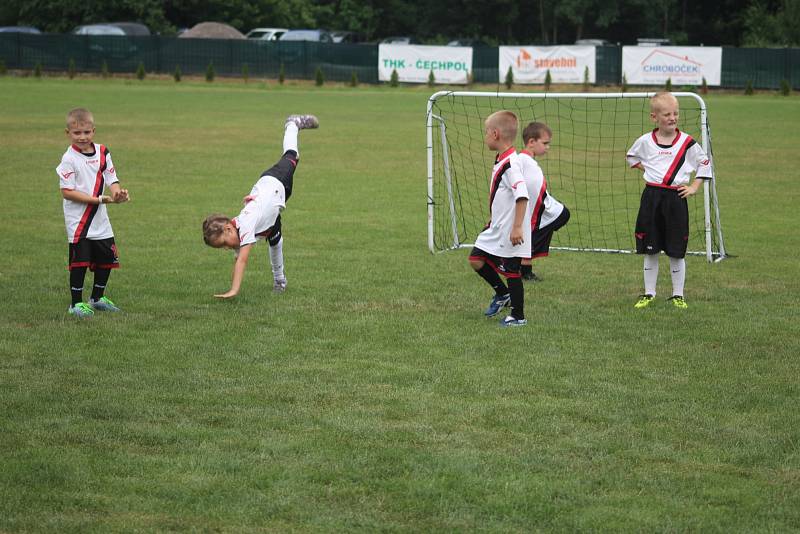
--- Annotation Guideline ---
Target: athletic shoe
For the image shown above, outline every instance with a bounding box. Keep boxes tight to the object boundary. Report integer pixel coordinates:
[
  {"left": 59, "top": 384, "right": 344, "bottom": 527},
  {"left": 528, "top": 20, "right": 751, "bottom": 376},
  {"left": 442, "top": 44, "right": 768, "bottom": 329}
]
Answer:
[
  {"left": 89, "top": 296, "right": 120, "bottom": 312},
  {"left": 634, "top": 294, "right": 655, "bottom": 309},
  {"left": 273, "top": 278, "right": 287, "bottom": 293},
  {"left": 499, "top": 315, "right": 528, "bottom": 327},
  {"left": 484, "top": 293, "right": 511, "bottom": 317},
  {"left": 68, "top": 302, "right": 94, "bottom": 318},
  {"left": 668, "top": 295, "right": 688, "bottom": 309},
  {"left": 522, "top": 271, "right": 541, "bottom": 282},
  {"left": 286, "top": 114, "right": 319, "bottom": 130}
]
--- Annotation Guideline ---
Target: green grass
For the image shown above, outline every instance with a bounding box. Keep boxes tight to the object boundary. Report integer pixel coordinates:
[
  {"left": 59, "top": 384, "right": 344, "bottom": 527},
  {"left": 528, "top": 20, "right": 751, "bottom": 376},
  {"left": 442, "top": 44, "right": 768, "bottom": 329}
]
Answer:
[{"left": 1, "top": 76, "right": 799, "bottom": 531}]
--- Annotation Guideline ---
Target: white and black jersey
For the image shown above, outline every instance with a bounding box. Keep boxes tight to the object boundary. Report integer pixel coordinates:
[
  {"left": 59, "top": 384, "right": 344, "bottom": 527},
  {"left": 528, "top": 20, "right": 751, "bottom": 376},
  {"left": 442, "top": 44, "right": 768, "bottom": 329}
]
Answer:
[
  {"left": 626, "top": 129, "right": 712, "bottom": 189},
  {"left": 474, "top": 147, "right": 530, "bottom": 258},
  {"left": 232, "top": 175, "right": 286, "bottom": 247},
  {"left": 57, "top": 143, "right": 119, "bottom": 243}
]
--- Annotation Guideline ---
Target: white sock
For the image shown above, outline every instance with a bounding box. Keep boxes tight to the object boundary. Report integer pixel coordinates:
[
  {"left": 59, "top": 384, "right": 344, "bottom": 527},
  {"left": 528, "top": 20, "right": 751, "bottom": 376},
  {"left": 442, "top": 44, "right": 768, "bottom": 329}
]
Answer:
[
  {"left": 643, "top": 254, "right": 659, "bottom": 296},
  {"left": 269, "top": 238, "right": 285, "bottom": 281},
  {"left": 669, "top": 256, "right": 686, "bottom": 297},
  {"left": 283, "top": 122, "right": 299, "bottom": 156}
]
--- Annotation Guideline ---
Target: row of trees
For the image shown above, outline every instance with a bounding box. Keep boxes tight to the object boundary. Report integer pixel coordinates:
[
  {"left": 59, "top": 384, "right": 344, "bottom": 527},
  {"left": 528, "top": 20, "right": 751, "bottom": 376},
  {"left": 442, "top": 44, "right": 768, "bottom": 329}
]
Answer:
[{"left": 1, "top": 0, "right": 798, "bottom": 46}]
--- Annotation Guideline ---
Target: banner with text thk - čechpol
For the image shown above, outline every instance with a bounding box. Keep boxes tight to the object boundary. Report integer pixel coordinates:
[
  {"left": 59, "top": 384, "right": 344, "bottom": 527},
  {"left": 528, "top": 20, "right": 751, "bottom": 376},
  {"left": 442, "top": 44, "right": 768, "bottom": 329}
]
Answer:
[
  {"left": 378, "top": 44, "right": 472, "bottom": 84},
  {"left": 622, "top": 46, "right": 722, "bottom": 85},
  {"left": 499, "top": 46, "right": 596, "bottom": 84}
]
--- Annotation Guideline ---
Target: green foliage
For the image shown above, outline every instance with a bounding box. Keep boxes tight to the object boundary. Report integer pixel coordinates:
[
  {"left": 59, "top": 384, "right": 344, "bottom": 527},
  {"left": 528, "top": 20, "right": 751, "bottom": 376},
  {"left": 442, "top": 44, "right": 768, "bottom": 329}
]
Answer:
[
  {"left": 504, "top": 66, "right": 513, "bottom": 89},
  {"left": 427, "top": 69, "right": 435, "bottom": 87},
  {"left": 390, "top": 68, "right": 399, "bottom": 87},
  {"left": 314, "top": 66, "right": 324, "bottom": 86},
  {"left": 544, "top": 69, "right": 552, "bottom": 91},
  {"left": 665, "top": 77, "right": 672, "bottom": 91},
  {"left": 241, "top": 63, "right": 249, "bottom": 83},
  {"left": 701, "top": 77, "right": 708, "bottom": 95},
  {"left": 101, "top": 60, "right": 109, "bottom": 79},
  {"left": 136, "top": 61, "right": 145, "bottom": 81},
  {"left": 67, "top": 58, "right": 76, "bottom": 79},
  {"left": 173, "top": 65, "right": 182, "bottom": 82},
  {"left": 205, "top": 61, "right": 215, "bottom": 82},
  {"left": 278, "top": 62, "right": 285, "bottom": 85},
  {"left": 33, "top": 61, "right": 42, "bottom": 78},
  {"left": 780, "top": 78, "right": 791, "bottom": 96},
  {"left": 349, "top": 70, "right": 358, "bottom": 87},
  {"left": 745, "top": 79, "right": 754, "bottom": 95},
  {"left": 582, "top": 66, "right": 590, "bottom": 91},
  {"left": 742, "top": 0, "right": 800, "bottom": 46},
  {"left": 621, "top": 73, "right": 628, "bottom": 93},
  {"left": 0, "top": 60, "right": 6, "bottom": 76}
]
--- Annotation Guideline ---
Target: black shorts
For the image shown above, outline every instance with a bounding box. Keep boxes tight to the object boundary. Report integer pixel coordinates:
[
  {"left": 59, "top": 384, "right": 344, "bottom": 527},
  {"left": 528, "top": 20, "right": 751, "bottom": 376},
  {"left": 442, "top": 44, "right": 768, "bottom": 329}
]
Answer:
[
  {"left": 68, "top": 237, "right": 119, "bottom": 271},
  {"left": 531, "top": 206, "right": 570, "bottom": 258},
  {"left": 256, "top": 214, "right": 283, "bottom": 247},
  {"left": 261, "top": 150, "right": 298, "bottom": 201},
  {"left": 468, "top": 247, "right": 522, "bottom": 278},
  {"left": 635, "top": 185, "right": 689, "bottom": 258}
]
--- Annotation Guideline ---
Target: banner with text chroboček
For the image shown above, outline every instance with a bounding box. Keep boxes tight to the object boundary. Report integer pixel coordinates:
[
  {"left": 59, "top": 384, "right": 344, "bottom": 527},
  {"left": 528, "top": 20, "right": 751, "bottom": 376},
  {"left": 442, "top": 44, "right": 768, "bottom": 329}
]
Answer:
[
  {"left": 499, "top": 46, "right": 596, "bottom": 84},
  {"left": 378, "top": 44, "right": 473, "bottom": 84},
  {"left": 623, "top": 46, "right": 722, "bottom": 85}
]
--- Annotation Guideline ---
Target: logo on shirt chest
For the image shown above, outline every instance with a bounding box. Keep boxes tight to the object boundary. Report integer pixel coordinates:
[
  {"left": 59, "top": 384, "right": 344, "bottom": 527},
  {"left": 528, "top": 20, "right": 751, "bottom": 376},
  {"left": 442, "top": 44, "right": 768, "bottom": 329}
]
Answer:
[{"left": 658, "top": 150, "right": 674, "bottom": 156}]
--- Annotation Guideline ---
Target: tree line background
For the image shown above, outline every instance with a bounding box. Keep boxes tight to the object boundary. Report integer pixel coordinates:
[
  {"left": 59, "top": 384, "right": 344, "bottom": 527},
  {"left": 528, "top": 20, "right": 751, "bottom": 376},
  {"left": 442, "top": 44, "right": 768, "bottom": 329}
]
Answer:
[{"left": 1, "top": 0, "right": 798, "bottom": 46}]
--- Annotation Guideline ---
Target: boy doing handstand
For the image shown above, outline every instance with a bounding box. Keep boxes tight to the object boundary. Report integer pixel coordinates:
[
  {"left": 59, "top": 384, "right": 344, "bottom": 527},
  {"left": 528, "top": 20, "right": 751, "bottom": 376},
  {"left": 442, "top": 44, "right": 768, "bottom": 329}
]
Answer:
[
  {"left": 202, "top": 115, "right": 318, "bottom": 299},
  {"left": 627, "top": 92, "right": 712, "bottom": 309},
  {"left": 468, "top": 111, "right": 530, "bottom": 327}
]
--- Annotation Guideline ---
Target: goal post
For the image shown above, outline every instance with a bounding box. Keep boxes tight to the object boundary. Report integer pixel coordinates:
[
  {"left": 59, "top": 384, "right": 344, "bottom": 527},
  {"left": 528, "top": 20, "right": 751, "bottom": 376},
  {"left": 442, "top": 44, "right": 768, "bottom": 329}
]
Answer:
[{"left": 426, "top": 91, "right": 727, "bottom": 262}]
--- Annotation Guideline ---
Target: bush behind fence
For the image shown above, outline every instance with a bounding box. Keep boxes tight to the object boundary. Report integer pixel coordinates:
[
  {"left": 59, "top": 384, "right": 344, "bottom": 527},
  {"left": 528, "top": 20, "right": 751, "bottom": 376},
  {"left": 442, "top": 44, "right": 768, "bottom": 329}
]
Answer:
[{"left": 1, "top": 33, "right": 796, "bottom": 89}]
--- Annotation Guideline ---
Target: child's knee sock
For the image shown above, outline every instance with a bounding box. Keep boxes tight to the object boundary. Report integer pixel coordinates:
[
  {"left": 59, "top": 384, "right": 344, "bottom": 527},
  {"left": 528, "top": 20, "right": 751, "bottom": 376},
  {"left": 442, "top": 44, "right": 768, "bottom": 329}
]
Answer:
[
  {"left": 476, "top": 264, "right": 507, "bottom": 296},
  {"left": 70, "top": 267, "right": 87, "bottom": 305},
  {"left": 91, "top": 269, "right": 111, "bottom": 301},
  {"left": 507, "top": 277, "right": 525, "bottom": 320},
  {"left": 283, "top": 122, "right": 299, "bottom": 156},
  {"left": 643, "top": 254, "right": 659, "bottom": 296},
  {"left": 669, "top": 257, "right": 686, "bottom": 297},
  {"left": 269, "top": 238, "right": 285, "bottom": 281}
]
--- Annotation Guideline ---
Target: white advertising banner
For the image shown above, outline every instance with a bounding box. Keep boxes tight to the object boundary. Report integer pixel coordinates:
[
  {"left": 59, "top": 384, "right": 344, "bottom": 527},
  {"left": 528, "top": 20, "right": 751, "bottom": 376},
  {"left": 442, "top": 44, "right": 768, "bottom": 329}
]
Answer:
[
  {"left": 622, "top": 46, "right": 722, "bottom": 85},
  {"left": 378, "top": 44, "right": 472, "bottom": 84},
  {"left": 498, "top": 46, "right": 596, "bottom": 84}
]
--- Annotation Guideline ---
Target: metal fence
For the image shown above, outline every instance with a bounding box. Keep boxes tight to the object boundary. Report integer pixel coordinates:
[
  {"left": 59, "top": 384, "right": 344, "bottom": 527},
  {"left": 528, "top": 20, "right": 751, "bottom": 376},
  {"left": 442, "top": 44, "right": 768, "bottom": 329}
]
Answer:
[{"left": 0, "top": 33, "right": 796, "bottom": 89}]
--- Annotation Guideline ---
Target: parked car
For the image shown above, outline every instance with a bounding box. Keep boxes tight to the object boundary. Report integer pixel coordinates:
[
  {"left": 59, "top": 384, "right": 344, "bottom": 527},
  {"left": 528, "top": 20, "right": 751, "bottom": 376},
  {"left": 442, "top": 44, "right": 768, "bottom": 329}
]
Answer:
[
  {"left": 380, "top": 36, "right": 418, "bottom": 45},
  {"left": 0, "top": 26, "right": 41, "bottom": 34},
  {"left": 447, "top": 38, "right": 488, "bottom": 47},
  {"left": 331, "top": 31, "right": 366, "bottom": 44},
  {"left": 72, "top": 23, "right": 150, "bottom": 36},
  {"left": 575, "top": 39, "right": 610, "bottom": 46},
  {"left": 279, "top": 29, "right": 333, "bottom": 43},
  {"left": 636, "top": 37, "right": 671, "bottom": 46},
  {"left": 245, "top": 27, "right": 288, "bottom": 41}
]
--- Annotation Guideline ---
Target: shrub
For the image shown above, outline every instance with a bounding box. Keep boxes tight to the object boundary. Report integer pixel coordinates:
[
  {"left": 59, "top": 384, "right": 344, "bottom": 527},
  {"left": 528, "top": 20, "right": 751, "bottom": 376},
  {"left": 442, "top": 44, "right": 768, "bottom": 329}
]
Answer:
[
  {"left": 390, "top": 69, "right": 399, "bottom": 87},
  {"left": 467, "top": 70, "right": 474, "bottom": 87},
  {"left": 136, "top": 61, "right": 145, "bottom": 81},
  {"left": 665, "top": 77, "right": 672, "bottom": 91},
  {"left": 174, "top": 65, "right": 182, "bottom": 82},
  {"left": 780, "top": 78, "right": 791, "bottom": 96},
  {"left": 68, "top": 58, "right": 76, "bottom": 79},
  {"left": 0, "top": 60, "right": 6, "bottom": 76},
  {"left": 242, "top": 63, "right": 249, "bottom": 83},
  {"left": 544, "top": 69, "right": 552, "bottom": 91},
  {"left": 315, "top": 66, "right": 324, "bottom": 86},
  {"left": 701, "top": 77, "right": 708, "bottom": 95},
  {"left": 34, "top": 62, "right": 42, "bottom": 78},
  {"left": 582, "top": 66, "right": 590, "bottom": 91},
  {"left": 101, "top": 60, "right": 109, "bottom": 79},
  {"left": 350, "top": 70, "right": 358, "bottom": 87},
  {"left": 206, "top": 61, "right": 215, "bottom": 82},
  {"left": 621, "top": 73, "right": 628, "bottom": 93},
  {"left": 278, "top": 62, "right": 285, "bottom": 84},
  {"left": 504, "top": 66, "right": 513, "bottom": 89},
  {"left": 745, "top": 79, "right": 754, "bottom": 95},
  {"left": 427, "top": 70, "right": 435, "bottom": 87}
]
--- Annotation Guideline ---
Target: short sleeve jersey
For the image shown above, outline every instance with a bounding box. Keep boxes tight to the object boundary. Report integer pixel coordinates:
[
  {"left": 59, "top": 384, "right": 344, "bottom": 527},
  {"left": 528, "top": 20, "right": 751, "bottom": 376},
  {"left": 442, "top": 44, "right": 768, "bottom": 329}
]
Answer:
[
  {"left": 626, "top": 129, "right": 712, "bottom": 188},
  {"left": 57, "top": 143, "right": 119, "bottom": 243},
  {"left": 517, "top": 152, "right": 565, "bottom": 230},
  {"left": 474, "top": 147, "right": 530, "bottom": 258},
  {"left": 232, "top": 175, "right": 286, "bottom": 247}
]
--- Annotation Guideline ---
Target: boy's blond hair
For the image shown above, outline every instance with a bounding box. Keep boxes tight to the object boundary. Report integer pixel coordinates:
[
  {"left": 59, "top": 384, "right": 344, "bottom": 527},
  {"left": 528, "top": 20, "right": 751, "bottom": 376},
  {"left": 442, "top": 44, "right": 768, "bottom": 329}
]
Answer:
[
  {"left": 66, "top": 108, "right": 94, "bottom": 128},
  {"left": 202, "top": 214, "right": 231, "bottom": 246},
  {"left": 486, "top": 110, "right": 518, "bottom": 142},
  {"left": 650, "top": 92, "right": 679, "bottom": 114},
  {"left": 522, "top": 122, "right": 552, "bottom": 144}
]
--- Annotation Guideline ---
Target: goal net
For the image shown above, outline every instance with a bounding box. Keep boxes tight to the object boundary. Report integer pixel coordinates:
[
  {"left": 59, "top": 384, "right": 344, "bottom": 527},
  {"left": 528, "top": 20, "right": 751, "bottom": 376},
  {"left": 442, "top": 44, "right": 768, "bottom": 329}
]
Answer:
[{"left": 426, "top": 91, "right": 727, "bottom": 262}]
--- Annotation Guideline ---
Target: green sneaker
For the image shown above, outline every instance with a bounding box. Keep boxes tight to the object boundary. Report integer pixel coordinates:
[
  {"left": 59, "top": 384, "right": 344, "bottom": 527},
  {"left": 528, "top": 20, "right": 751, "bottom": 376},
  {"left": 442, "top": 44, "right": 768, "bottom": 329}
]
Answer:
[
  {"left": 90, "top": 296, "right": 120, "bottom": 312},
  {"left": 68, "top": 302, "right": 94, "bottom": 318},
  {"left": 667, "top": 295, "right": 688, "bottom": 309},
  {"left": 634, "top": 294, "right": 655, "bottom": 309}
]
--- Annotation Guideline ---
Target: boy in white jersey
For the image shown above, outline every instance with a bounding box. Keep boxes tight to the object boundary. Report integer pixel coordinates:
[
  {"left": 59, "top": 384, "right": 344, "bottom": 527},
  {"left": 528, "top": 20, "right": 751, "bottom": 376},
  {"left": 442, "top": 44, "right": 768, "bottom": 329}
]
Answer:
[
  {"left": 626, "top": 92, "right": 712, "bottom": 309},
  {"left": 57, "top": 108, "right": 130, "bottom": 318},
  {"left": 202, "top": 115, "right": 319, "bottom": 299},
  {"left": 468, "top": 111, "right": 529, "bottom": 327},
  {"left": 518, "top": 122, "right": 570, "bottom": 282}
]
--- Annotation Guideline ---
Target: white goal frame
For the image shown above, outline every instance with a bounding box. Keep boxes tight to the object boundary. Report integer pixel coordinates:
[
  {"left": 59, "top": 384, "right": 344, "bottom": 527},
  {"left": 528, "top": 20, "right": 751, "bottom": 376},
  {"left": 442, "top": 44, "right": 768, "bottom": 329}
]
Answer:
[{"left": 426, "top": 91, "right": 728, "bottom": 262}]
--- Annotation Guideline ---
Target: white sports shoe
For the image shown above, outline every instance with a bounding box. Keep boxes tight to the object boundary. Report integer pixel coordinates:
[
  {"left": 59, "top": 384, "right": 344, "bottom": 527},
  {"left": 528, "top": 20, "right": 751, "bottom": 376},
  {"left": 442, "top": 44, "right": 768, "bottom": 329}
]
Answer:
[
  {"left": 273, "top": 278, "right": 287, "bottom": 293},
  {"left": 285, "top": 114, "right": 319, "bottom": 130}
]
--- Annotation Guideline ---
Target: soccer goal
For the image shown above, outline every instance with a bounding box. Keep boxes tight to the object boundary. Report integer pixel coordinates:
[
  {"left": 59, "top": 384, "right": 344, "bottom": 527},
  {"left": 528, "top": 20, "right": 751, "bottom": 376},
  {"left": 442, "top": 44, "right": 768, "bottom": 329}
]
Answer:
[{"left": 426, "top": 91, "right": 727, "bottom": 262}]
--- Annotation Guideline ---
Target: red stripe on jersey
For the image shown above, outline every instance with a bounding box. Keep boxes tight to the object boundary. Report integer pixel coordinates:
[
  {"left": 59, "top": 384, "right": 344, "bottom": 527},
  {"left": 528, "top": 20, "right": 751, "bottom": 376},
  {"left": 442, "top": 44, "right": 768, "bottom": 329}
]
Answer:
[
  {"left": 529, "top": 178, "right": 548, "bottom": 231},
  {"left": 661, "top": 136, "right": 693, "bottom": 186},
  {"left": 71, "top": 145, "right": 107, "bottom": 243},
  {"left": 486, "top": 148, "right": 516, "bottom": 226}
]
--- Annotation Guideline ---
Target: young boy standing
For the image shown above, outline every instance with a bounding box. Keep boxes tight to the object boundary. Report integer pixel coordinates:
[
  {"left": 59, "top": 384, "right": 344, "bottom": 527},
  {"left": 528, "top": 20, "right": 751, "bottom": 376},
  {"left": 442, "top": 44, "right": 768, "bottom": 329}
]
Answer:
[
  {"left": 57, "top": 108, "right": 130, "bottom": 318},
  {"left": 202, "top": 115, "right": 318, "bottom": 299},
  {"left": 626, "top": 92, "right": 712, "bottom": 309},
  {"left": 518, "top": 121, "right": 571, "bottom": 282},
  {"left": 468, "top": 110, "right": 530, "bottom": 327}
]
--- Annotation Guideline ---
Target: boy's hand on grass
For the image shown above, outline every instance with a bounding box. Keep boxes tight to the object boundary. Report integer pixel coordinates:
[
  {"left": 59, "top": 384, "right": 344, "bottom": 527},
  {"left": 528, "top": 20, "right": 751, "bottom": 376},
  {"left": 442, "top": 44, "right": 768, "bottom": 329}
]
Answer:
[{"left": 214, "top": 290, "right": 238, "bottom": 299}]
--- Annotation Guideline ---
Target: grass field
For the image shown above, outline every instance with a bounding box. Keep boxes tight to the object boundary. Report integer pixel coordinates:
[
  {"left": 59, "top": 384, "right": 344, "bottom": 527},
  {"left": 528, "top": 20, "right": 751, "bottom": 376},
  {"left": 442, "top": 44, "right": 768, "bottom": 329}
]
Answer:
[{"left": 1, "top": 76, "right": 799, "bottom": 531}]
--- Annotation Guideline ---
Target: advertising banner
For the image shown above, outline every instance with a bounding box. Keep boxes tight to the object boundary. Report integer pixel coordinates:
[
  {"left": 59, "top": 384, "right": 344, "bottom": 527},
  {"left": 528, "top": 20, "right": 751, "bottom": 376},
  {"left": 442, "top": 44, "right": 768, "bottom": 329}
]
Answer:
[
  {"left": 622, "top": 46, "right": 722, "bottom": 85},
  {"left": 378, "top": 44, "right": 473, "bottom": 84},
  {"left": 498, "top": 46, "right": 596, "bottom": 84}
]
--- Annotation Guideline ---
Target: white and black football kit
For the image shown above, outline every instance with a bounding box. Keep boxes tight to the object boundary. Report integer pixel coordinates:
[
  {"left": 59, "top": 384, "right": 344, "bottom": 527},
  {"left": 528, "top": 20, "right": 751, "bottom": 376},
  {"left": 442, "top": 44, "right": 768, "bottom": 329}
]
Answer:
[{"left": 517, "top": 152, "right": 570, "bottom": 259}]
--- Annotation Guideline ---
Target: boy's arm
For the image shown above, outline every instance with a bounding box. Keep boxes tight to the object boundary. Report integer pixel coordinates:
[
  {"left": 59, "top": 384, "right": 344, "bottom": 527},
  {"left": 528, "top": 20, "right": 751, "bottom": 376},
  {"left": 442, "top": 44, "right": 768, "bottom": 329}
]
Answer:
[
  {"left": 677, "top": 179, "right": 704, "bottom": 198},
  {"left": 214, "top": 244, "right": 252, "bottom": 299},
  {"left": 61, "top": 188, "right": 111, "bottom": 205},
  {"left": 509, "top": 197, "right": 528, "bottom": 246},
  {"left": 107, "top": 182, "right": 130, "bottom": 203}
]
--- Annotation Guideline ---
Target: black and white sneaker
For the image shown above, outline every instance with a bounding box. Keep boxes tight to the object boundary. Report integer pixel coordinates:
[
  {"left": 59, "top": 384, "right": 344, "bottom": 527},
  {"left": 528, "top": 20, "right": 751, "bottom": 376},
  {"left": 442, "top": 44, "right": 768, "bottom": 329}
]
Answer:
[{"left": 286, "top": 114, "right": 319, "bottom": 130}]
